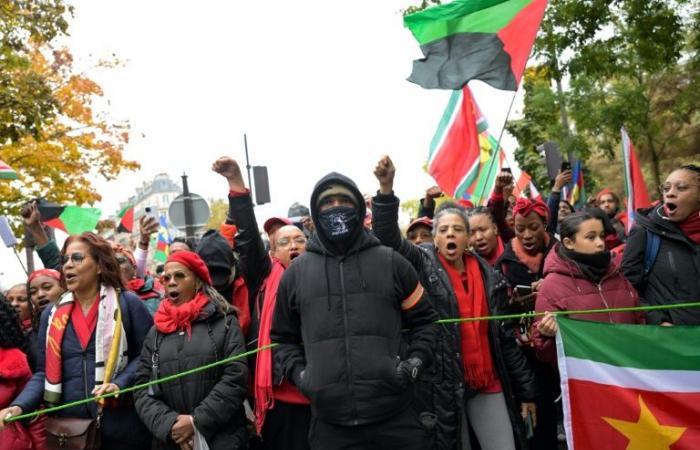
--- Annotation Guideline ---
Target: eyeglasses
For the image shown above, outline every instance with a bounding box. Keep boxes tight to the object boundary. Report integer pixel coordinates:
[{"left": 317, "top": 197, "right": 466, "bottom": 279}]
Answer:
[
  {"left": 276, "top": 236, "right": 307, "bottom": 248},
  {"left": 161, "top": 271, "right": 188, "bottom": 283},
  {"left": 659, "top": 183, "right": 700, "bottom": 194},
  {"left": 61, "top": 252, "right": 88, "bottom": 266}
]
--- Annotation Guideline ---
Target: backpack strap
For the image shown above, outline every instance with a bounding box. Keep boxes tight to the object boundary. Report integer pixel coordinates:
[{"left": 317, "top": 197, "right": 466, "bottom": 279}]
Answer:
[{"left": 643, "top": 229, "right": 661, "bottom": 277}]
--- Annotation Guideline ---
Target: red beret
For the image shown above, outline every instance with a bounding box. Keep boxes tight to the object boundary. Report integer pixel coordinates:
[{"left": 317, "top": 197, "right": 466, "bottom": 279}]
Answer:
[{"left": 166, "top": 250, "right": 212, "bottom": 285}]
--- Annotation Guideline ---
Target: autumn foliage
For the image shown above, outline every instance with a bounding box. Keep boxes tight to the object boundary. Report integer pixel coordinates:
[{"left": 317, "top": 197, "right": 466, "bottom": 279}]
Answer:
[{"left": 0, "top": 1, "right": 138, "bottom": 233}]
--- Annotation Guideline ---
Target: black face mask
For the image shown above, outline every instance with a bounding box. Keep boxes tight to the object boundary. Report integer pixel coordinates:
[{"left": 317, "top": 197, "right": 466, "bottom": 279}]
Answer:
[{"left": 317, "top": 206, "right": 359, "bottom": 242}]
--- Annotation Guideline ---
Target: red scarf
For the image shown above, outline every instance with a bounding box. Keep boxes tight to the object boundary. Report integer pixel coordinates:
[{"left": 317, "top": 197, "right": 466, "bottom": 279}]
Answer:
[
  {"left": 511, "top": 234, "right": 550, "bottom": 274},
  {"left": 154, "top": 292, "right": 209, "bottom": 337},
  {"left": 679, "top": 211, "right": 700, "bottom": 244},
  {"left": 254, "top": 259, "right": 308, "bottom": 434},
  {"left": 70, "top": 296, "right": 100, "bottom": 349},
  {"left": 21, "top": 319, "right": 33, "bottom": 332},
  {"left": 483, "top": 236, "right": 505, "bottom": 266},
  {"left": 439, "top": 253, "right": 498, "bottom": 391}
]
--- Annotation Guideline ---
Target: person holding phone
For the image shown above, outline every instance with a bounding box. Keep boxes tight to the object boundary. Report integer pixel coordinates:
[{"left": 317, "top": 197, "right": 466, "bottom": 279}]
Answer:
[
  {"left": 533, "top": 212, "right": 643, "bottom": 366},
  {"left": 547, "top": 167, "right": 574, "bottom": 235}
]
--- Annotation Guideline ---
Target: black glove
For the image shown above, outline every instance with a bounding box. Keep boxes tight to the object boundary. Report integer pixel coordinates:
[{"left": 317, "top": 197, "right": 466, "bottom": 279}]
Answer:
[{"left": 396, "top": 357, "right": 423, "bottom": 385}]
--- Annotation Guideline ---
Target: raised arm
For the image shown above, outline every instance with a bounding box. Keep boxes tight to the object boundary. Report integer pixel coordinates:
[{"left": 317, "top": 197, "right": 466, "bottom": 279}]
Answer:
[
  {"left": 212, "top": 156, "right": 271, "bottom": 294},
  {"left": 371, "top": 155, "right": 427, "bottom": 271}
]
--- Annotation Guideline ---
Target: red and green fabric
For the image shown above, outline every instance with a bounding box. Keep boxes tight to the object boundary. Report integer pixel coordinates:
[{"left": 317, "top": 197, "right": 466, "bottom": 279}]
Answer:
[
  {"left": 116, "top": 205, "right": 134, "bottom": 233},
  {"left": 37, "top": 199, "right": 101, "bottom": 235},
  {"left": 0, "top": 159, "right": 17, "bottom": 180},
  {"left": 427, "top": 85, "right": 484, "bottom": 199},
  {"left": 405, "top": 0, "right": 548, "bottom": 90},
  {"left": 556, "top": 317, "right": 700, "bottom": 450},
  {"left": 621, "top": 128, "right": 651, "bottom": 233}
]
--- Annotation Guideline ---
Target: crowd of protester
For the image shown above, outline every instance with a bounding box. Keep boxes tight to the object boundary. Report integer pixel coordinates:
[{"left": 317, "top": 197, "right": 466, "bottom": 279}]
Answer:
[{"left": 0, "top": 156, "right": 698, "bottom": 450}]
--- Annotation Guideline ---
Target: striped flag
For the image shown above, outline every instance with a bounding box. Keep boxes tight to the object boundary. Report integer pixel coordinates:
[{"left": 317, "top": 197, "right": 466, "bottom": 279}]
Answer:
[
  {"left": 0, "top": 159, "right": 17, "bottom": 180},
  {"left": 154, "top": 215, "right": 172, "bottom": 263},
  {"left": 528, "top": 180, "right": 543, "bottom": 202},
  {"left": 557, "top": 318, "right": 700, "bottom": 450},
  {"left": 568, "top": 159, "right": 586, "bottom": 208},
  {"left": 621, "top": 129, "right": 651, "bottom": 232},
  {"left": 428, "top": 85, "right": 485, "bottom": 199}
]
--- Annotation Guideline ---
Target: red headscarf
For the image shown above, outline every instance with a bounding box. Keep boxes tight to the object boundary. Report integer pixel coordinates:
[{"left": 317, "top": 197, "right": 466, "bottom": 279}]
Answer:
[
  {"left": 28, "top": 269, "right": 61, "bottom": 284},
  {"left": 165, "top": 251, "right": 213, "bottom": 285},
  {"left": 512, "top": 198, "right": 549, "bottom": 222}
]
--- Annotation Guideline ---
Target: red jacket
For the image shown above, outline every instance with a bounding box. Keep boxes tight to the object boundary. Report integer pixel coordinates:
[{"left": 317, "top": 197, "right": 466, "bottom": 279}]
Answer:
[
  {"left": 0, "top": 348, "right": 46, "bottom": 450},
  {"left": 532, "top": 245, "right": 643, "bottom": 367}
]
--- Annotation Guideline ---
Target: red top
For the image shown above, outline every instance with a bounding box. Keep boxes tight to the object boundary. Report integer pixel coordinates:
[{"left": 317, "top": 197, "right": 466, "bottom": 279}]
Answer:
[{"left": 71, "top": 296, "right": 100, "bottom": 350}]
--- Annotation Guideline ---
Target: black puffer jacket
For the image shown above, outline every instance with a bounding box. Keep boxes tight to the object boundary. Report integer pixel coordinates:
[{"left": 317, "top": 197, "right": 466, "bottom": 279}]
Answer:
[
  {"left": 622, "top": 205, "right": 700, "bottom": 325},
  {"left": 271, "top": 172, "right": 439, "bottom": 426},
  {"left": 372, "top": 192, "right": 539, "bottom": 450},
  {"left": 134, "top": 301, "right": 249, "bottom": 450}
]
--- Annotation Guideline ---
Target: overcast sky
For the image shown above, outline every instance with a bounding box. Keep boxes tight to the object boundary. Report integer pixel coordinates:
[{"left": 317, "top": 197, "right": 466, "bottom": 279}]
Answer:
[{"left": 1, "top": 0, "right": 524, "bottom": 287}]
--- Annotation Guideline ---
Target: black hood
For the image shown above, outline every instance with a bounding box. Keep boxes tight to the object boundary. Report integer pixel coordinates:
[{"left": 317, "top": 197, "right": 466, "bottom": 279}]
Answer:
[
  {"left": 310, "top": 172, "right": 367, "bottom": 255},
  {"left": 196, "top": 229, "right": 235, "bottom": 288}
]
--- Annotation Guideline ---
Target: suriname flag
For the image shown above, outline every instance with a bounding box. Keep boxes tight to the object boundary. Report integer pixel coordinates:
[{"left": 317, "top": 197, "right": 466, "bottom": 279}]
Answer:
[{"left": 556, "top": 317, "right": 700, "bottom": 449}]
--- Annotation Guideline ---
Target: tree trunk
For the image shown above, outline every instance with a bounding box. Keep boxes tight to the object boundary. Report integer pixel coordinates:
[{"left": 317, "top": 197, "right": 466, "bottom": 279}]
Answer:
[{"left": 647, "top": 135, "right": 662, "bottom": 196}]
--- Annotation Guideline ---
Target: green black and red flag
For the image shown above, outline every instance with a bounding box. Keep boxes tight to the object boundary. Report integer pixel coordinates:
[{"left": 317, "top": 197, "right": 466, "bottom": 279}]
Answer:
[
  {"left": 116, "top": 205, "right": 134, "bottom": 233},
  {"left": 36, "top": 199, "right": 101, "bottom": 235},
  {"left": 404, "top": 0, "right": 548, "bottom": 91}
]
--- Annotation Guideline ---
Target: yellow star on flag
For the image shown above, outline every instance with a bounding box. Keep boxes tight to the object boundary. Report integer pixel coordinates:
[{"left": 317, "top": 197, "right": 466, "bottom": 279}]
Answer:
[{"left": 603, "top": 395, "right": 686, "bottom": 450}]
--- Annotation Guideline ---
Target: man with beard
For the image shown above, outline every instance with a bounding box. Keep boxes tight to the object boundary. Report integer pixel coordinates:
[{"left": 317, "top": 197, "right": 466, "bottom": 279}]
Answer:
[
  {"left": 271, "top": 172, "right": 439, "bottom": 450},
  {"left": 596, "top": 189, "right": 627, "bottom": 241}
]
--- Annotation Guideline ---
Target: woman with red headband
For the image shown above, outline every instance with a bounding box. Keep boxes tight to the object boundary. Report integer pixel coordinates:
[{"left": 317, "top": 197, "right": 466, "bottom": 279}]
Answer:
[
  {"left": 27, "top": 269, "right": 63, "bottom": 313},
  {"left": 134, "top": 250, "right": 248, "bottom": 450},
  {"left": 496, "top": 197, "right": 559, "bottom": 450}
]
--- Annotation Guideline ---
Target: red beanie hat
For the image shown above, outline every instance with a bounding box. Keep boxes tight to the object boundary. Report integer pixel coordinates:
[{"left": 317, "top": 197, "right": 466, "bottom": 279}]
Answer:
[
  {"left": 28, "top": 268, "right": 61, "bottom": 284},
  {"left": 166, "top": 250, "right": 213, "bottom": 285},
  {"left": 512, "top": 198, "right": 549, "bottom": 222}
]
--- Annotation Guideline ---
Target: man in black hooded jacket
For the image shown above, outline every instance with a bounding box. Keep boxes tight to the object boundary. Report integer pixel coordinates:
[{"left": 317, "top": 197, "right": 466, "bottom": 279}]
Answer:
[{"left": 271, "top": 172, "right": 439, "bottom": 450}]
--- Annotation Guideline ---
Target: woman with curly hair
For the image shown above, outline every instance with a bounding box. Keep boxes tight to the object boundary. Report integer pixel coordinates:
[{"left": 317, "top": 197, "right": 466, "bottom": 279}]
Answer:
[
  {"left": 0, "top": 232, "right": 153, "bottom": 449},
  {"left": 0, "top": 295, "right": 45, "bottom": 450}
]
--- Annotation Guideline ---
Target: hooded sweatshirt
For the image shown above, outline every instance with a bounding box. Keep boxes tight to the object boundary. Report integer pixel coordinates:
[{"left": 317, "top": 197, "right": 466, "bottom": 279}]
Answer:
[
  {"left": 270, "top": 172, "right": 439, "bottom": 426},
  {"left": 196, "top": 230, "right": 250, "bottom": 334}
]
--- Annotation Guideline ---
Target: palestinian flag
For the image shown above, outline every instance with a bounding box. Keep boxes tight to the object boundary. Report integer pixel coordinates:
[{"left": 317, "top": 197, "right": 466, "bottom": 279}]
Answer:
[
  {"left": 556, "top": 318, "right": 700, "bottom": 450},
  {"left": 0, "top": 159, "right": 17, "bottom": 180},
  {"left": 427, "top": 85, "right": 484, "bottom": 199},
  {"left": 116, "top": 205, "right": 134, "bottom": 233},
  {"left": 405, "top": 0, "right": 548, "bottom": 91},
  {"left": 621, "top": 128, "right": 651, "bottom": 232},
  {"left": 37, "top": 199, "right": 101, "bottom": 235}
]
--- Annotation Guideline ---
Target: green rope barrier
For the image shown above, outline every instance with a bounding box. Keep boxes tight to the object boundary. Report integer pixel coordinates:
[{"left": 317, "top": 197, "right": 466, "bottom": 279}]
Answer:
[
  {"left": 4, "top": 344, "right": 277, "bottom": 423},
  {"left": 5, "top": 301, "right": 700, "bottom": 423},
  {"left": 435, "top": 301, "right": 700, "bottom": 324}
]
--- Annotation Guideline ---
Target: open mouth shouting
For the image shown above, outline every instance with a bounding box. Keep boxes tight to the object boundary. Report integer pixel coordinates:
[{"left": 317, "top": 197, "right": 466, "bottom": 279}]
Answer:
[
  {"left": 63, "top": 272, "right": 79, "bottom": 287},
  {"left": 664, "top": 201, "right": 678, "bottom": 218}
]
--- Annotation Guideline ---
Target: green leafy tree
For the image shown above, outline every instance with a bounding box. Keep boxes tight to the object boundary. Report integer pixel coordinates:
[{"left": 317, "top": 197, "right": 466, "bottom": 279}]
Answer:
[{"left": 508, "top": 0, "right": 700, "bottom": 197}]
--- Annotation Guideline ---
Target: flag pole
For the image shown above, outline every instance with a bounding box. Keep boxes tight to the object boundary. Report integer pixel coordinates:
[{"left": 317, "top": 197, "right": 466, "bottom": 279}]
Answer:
[
  {"left": 475, "top": 89, "right": 519, "bottom": 203},
  {"left": 12, "top": 247, "right": 28, "bottom": 275}
]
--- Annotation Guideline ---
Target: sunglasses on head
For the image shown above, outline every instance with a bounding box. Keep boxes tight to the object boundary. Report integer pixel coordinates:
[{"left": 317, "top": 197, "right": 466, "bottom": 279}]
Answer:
[
  {"left": 161, "top": 271, "right": 189, "bottom": 283},
  {"left": 61, "top": 252, "right": 88, "bottom": 266}
]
